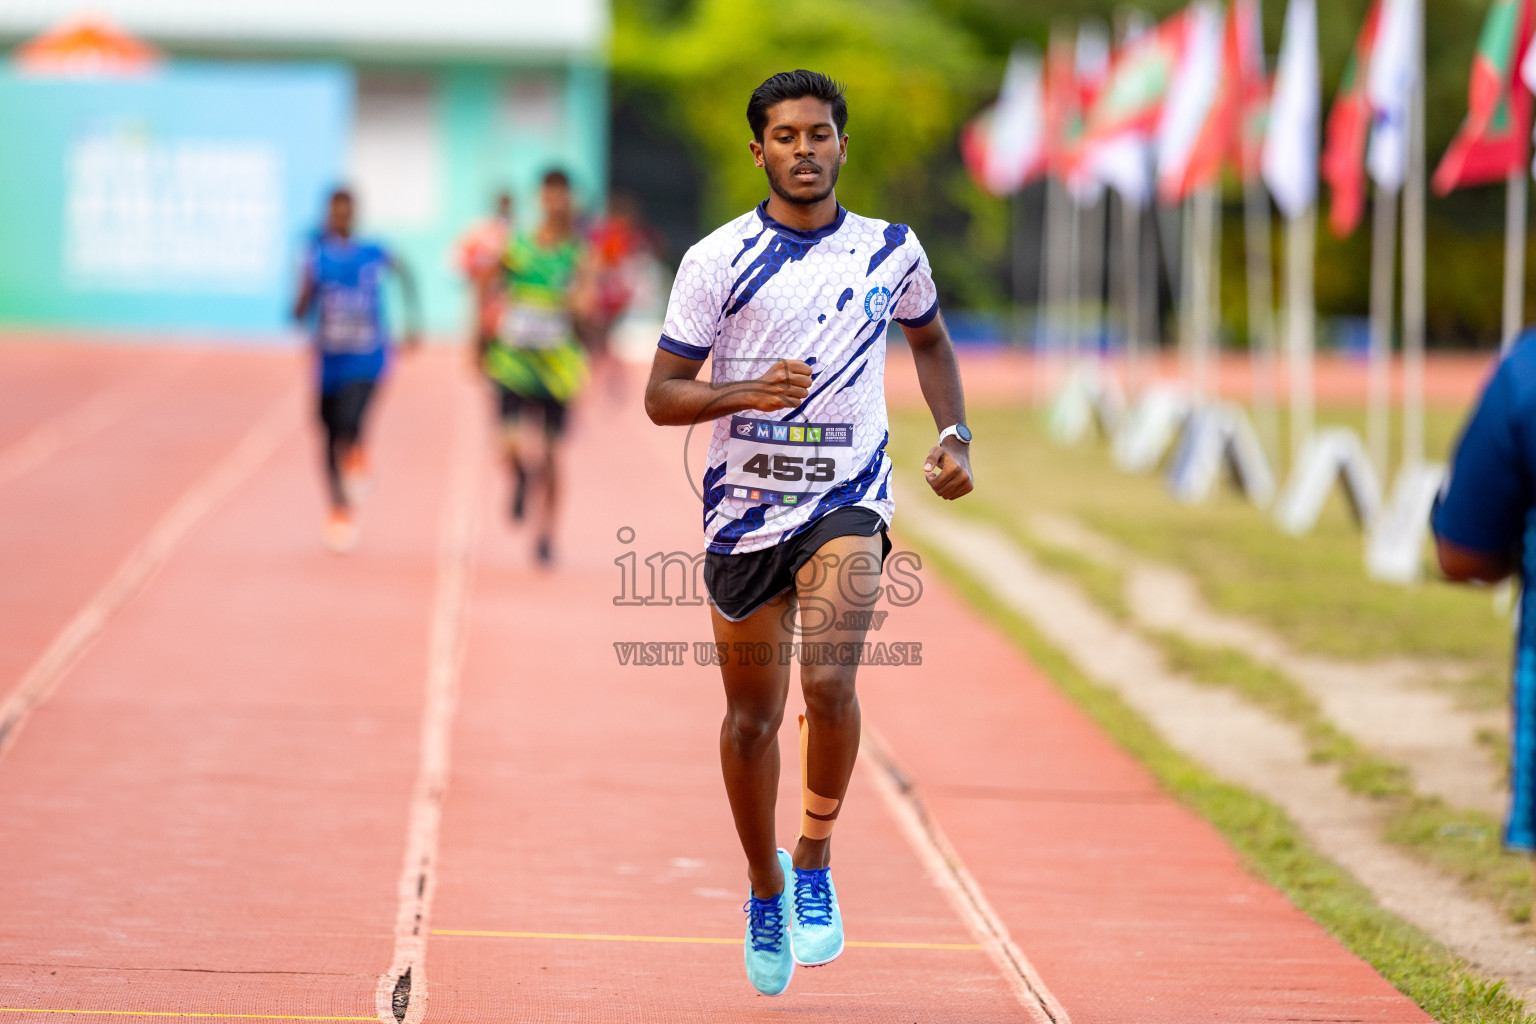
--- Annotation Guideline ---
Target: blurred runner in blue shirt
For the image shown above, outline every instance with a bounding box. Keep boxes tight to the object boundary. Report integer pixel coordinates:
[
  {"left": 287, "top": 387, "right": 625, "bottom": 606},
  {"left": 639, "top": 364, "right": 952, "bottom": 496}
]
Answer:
[
  {"left": 293, "top": 188, "right": 420, "bottom": 552},
  {"left": 1434, "top": 337, "right": 1536, "bottom": 850}
]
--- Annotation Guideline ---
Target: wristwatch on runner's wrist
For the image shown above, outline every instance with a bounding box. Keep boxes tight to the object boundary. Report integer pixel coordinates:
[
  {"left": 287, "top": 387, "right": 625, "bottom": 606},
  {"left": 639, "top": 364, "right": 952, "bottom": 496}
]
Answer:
[{"left": 937, "top": 423, "right": 972, "bottom": 447}]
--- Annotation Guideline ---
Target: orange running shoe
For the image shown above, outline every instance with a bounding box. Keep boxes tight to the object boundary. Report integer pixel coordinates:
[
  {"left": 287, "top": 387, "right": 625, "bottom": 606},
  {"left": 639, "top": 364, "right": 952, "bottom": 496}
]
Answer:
[
  {"left": 323, "top": 508, "right": 359, "bottom": 553},
  {"left": 342, "top": 447, "right": 374, "bottom": 503}
]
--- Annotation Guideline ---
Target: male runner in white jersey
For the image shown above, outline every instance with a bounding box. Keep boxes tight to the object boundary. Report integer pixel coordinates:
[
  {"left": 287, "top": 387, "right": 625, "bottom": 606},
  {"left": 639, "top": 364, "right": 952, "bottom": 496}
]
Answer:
[{"left": 644, "top": 70, "right": 974, "bottom": 996}]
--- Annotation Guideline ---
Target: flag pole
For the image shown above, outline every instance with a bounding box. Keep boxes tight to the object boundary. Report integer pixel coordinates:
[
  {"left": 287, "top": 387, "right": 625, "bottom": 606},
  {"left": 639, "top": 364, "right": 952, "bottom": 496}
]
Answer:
[
  {"left": 1243, "top": 175, "right": 1279, "bottom": 459},
  {"left": 1210, "top": 184, "right": 1223, "bottom": 402},
  {"left": 1037, "top": 175, "right": 1064, "bottom": 402},
  {"left": 1179, "top": 194, "right": 1197, "bottom": 392},
  {"left": 1143, "top": 200, "right": 1162, "bottom": 377},
  {"left": 1286, "top": 205, "right": 1317, "bottom": 462},
  {"left": 1122, "top": 192, "right": 1144, "bottom": 392},
  {"left": 1402, "top": 5, "right": 1427, "bottom": 471},
  {"left": 1034, "top": 180, "right": 1050, "bottom": 403},
  {"left": 1263, "top": 0, "right": 1320, "bottom": 469},
  {"left": 1085, "top": 192, "right": 1107, "bottom": 360},
  {"left": 1367, "top": 183, "right": 1399, "bottom": 480},
  {"left": 1012, "top": 186, "right": 1029, "bottom": 349},
  {"left": 1505, "top": 167, "right": 1528, "bottom": 350},
  {"left": 1190, "top": 184, "right": 1221, "bottom": 402},
  {"left": 1068, "top": 189, "right": 1083, "bottom": 366}
]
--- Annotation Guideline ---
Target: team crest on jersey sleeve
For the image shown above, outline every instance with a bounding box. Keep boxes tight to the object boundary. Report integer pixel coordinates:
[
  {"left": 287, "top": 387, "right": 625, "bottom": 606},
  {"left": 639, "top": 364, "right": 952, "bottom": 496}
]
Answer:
[{"left": 863, "top": 286, "right": 891, "bottom": 321}]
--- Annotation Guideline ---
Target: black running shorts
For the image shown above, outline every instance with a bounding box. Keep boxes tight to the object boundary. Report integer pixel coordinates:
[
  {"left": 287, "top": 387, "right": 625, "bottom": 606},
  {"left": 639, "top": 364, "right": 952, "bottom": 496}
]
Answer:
[
  {"left": 318, "top": 378, "right": 376, "bottom": 444},
  {"left": 495, "top": 382, "right": 568, "bottom": 438},
  {"left": 704, "top": 507, "right": 892, "bottom": 623}
]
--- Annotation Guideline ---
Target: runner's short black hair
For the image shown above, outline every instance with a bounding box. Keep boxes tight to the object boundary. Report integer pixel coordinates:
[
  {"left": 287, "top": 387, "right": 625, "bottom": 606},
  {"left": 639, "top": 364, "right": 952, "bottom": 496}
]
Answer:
[
  {"left": 329, "top": 186, "right": 353, "bottom": 204},
  {"left": 542, "top": 168, "right": 572, "bottom": 190},
  {"left": 747, "top": 70, "right": 848, "bottom": 142}
]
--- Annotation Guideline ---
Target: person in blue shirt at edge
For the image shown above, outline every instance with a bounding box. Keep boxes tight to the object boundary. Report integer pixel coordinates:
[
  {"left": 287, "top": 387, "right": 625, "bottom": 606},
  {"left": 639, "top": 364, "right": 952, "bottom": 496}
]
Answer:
[
  {"left": 1433, "top": 335, "right": 1536, "bottom": 878},
  {"left": 292, "top": 187, "right": 421, "bottom": 553}
]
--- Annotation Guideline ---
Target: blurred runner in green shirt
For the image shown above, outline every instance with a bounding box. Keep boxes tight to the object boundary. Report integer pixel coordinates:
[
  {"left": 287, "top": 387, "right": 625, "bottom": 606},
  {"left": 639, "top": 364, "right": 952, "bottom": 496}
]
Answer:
[{"left": 478, "top": 169, "right": 594, "bottom": 565}]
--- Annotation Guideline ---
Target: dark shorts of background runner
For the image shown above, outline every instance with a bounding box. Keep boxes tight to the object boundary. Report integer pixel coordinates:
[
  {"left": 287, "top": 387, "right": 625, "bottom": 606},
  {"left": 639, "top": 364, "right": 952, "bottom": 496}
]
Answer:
[
  {"left": 495, "top": 382, "right": 568, "bottom": 438},
  {"left": 318, "top": 377, "right": 376, "bottom": 445},
  {"left": 704, "top": 507, "right": 892, "bottom": 623}
]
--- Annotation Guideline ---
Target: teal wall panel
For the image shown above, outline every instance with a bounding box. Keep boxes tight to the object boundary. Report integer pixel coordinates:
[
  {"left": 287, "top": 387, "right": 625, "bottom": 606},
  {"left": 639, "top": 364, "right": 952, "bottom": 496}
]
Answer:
[{"left": 369, "top": 62, "right": 609, "bottom": 338}]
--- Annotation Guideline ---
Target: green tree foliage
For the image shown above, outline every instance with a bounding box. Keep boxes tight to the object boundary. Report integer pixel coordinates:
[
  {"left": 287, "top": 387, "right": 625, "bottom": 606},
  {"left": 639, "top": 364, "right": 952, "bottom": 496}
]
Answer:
[
  {"left": 613, "top": 0, "right": 983, "bottom": 223},
  {"left": 613, "top": 0, "right": 1005, "bottom": 306}
]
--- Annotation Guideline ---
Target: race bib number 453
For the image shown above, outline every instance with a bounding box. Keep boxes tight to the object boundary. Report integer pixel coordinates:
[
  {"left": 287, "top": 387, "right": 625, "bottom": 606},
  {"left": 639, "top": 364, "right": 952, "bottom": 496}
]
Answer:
[{"left": 724, "top": 417, "right": 854, "bottom": 506}]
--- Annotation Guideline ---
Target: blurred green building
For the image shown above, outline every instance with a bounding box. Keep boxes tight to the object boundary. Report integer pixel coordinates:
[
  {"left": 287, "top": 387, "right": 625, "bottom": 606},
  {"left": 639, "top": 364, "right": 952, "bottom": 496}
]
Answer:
[{"left": 0, "top": 0, "right": 611, "bottom": 337}]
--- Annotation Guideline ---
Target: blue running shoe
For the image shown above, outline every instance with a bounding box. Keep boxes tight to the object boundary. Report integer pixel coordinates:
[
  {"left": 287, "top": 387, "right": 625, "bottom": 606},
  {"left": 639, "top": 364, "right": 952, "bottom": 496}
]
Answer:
[
  {"left": 742, "top": 848, "right": 795, "bottom": 995},
  {"left": 790, "top": 864, "right": 844, "bottom": 966}
]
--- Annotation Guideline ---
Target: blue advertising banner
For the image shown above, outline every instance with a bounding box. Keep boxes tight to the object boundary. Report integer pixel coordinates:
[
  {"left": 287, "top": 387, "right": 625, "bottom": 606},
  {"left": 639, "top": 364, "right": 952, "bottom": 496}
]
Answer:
[{"left": 0, "top": 62, "right": 352, "bottom": 336}]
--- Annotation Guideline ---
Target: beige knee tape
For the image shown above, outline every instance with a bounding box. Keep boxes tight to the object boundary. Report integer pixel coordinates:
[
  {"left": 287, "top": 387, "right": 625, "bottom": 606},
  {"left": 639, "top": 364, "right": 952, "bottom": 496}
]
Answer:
[{"left": 798, "top": 715, "right": 841, "bottom": 841}]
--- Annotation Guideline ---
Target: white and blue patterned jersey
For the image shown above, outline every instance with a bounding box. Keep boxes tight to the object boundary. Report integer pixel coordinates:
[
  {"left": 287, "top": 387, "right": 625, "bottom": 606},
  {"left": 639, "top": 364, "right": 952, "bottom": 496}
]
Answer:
[{"left": 660, "top": 202, "right": 939, "bottom": 555}]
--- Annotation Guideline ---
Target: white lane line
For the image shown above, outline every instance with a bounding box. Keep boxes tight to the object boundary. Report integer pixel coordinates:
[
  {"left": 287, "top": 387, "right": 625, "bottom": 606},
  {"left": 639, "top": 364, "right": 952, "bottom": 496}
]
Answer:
[
  {"left": 374, "top": 393, "right": 483, "bottom": 1024},
  {"left": 0, "top": 357, "right": 197, "bottom": 490},
  {"left": 0, "top": 387, "right": 302, "bottom": 761},
  {"left": 862, "top": 723, "right": 1070, "bottom": 1024}
]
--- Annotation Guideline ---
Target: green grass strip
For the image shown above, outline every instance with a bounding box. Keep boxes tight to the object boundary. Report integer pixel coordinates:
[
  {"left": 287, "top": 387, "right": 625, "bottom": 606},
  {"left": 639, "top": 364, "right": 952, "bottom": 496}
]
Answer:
[
  {"left": 1385, "top": 801, "right": 1534, "bottom": 926},
  {"left": 962, "top": 504, "right": 1530, "bottom": 924},
  {"left": 1157, "top": 633, "right": 1413, "bottom": 800},
  {"left": 910, "top": 538, "right": 1534, "bottom": 1024},
  {"left": 1153, "top": 633, "right": 1534, "bottom": 925}
]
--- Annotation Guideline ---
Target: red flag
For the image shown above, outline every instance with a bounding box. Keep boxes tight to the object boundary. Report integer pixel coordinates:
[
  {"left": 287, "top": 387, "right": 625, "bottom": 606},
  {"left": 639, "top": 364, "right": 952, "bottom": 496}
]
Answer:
[
  {"left": 1321, "top": 1, "right": 1383, "bottom": 238},
  {"left": 1229, "top": 0, "right": 1270, "bottom": 181},
  {"left": 1433, "top": 0, "right": 1535, "bottom": 194},
  {"left": 960, "top": 49, "right": 1047, "bottom": 197},
  {"left": 1083, "top": 10, "right": 1189, "bottom": 144},
  {"left": 1162, "top": 3, "right": 1231, "bottom": 201},
  {"left": 1079, "top": 11, "right": 1188, "bottom": 205},
  {"left": 1185, "top": 7, "right": 1247, "bottom": 193},
  {"left": 1176, "top": 0, "right": 1270, "bottom": 194},
  {"left": 1044, "top": 33, "right": 1086, "bottom": 182}
]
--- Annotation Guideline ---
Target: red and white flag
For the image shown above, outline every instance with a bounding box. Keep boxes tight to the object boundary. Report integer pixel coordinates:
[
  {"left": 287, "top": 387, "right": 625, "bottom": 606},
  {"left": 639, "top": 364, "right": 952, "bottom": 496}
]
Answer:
[
  {"left": 1175, "top": 0, "right": 1271, "bottom": 196},
  {"left": 1080, "top": 8, "right": 1190, "bottom": 206},
  {"left": 1156, "top": 1, "right": 1226, "bottom": 203},
  {"left": 1043, "top": 31, "right": 1082, "bottom": 182},
  {"left": 1434, "top": 0, "right": 1535, "bottom": 194},
  {"left": 1228, "top": 0, "right": 1271, "bottom": 182},
  {"left": 962, "top": 46, "right": 1047, "bottom": 197},
  {"left": 1321, "top": 1, "right": 1383, "bottom": 236}
]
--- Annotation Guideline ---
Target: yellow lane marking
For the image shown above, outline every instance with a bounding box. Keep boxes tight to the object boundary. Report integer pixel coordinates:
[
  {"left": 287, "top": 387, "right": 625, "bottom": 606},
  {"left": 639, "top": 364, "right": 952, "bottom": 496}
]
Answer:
[
  {"left": 0, "top": 1011, "right": 373, "bottom": 1021},
  {"left": 431, "top": 929, "right": 982, "bottom": 951}
]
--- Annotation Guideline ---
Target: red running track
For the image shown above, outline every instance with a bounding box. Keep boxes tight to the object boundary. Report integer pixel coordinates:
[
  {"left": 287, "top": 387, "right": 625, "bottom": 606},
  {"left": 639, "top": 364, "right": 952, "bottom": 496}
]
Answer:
[{"left": 0, "top": 342, "right": 1431, "bottom": 1023}]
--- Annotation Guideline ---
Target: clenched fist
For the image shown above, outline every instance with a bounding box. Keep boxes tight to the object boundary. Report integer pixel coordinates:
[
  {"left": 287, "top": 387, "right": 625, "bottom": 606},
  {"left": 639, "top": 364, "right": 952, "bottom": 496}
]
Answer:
[
  {"left": 923, "top": 441, "right": 974, "bottom": 500},
  {"left": 747, "top": 358, "right": 813, "bottom": 412}
]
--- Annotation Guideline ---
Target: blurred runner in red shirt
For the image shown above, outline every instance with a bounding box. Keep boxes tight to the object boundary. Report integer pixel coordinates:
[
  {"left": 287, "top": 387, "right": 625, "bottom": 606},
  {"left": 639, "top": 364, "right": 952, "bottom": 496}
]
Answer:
[
  {"left": 455, "top": 190, "right": 515, "bottom": 363},
  {"left": 581, "top": 191, "right": 656, "bottom": 391}
]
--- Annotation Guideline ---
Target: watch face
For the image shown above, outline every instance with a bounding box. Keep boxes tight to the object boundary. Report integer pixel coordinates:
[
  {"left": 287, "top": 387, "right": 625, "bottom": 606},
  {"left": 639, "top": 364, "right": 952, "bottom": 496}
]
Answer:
[{"left": 956, "top": 424, "right": 972, "bottom": 443}]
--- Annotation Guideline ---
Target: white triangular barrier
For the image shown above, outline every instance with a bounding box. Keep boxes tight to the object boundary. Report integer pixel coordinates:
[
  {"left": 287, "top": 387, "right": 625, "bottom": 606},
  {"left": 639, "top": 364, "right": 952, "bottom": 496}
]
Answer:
[
  {"left": 1091, "top": 373, "right": 1127, "bottom": 437},
  {"left": 1166, "top": 403, "right": 1278, "bottom": 508},
  {"left": 1365, "top": 461, "right": 1448, "bottom": 584},
  {"left": 1274, "top": 428, "right": 1383, "bottom": 536},
  {"left": 1047, "top": 369, "right": 1095, "bottom": 444},
  {"left": 1112, "top": 384, "right": 1191, "bottom": 473},
  {"left": 1048, "top": 364, "right": 1124, "bottom": 444}
]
